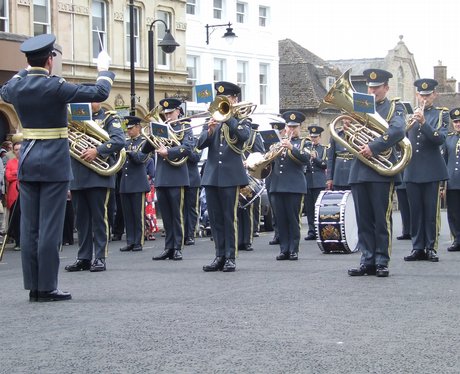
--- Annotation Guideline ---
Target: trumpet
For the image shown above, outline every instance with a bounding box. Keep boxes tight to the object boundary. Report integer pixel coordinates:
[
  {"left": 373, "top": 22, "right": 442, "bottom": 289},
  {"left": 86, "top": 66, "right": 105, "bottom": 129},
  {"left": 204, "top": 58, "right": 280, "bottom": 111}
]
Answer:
[{"left": 406, "top": 100, "right": 426, "bottom": 132}]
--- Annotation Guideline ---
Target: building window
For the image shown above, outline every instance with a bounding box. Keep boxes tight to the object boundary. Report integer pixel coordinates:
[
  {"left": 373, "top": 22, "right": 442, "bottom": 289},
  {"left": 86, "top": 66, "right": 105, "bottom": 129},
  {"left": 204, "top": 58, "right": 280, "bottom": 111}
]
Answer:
[
  {"left": 125, "top": 6, "right": 140, "bottom": 65},
  {"left": 259, "top": 6, "right": 268, "bottom": 27},
  {"left": 0, "top": 0, "right": 8, "bottom": 32},
  {"left": 397, "top": 67, "right": 404, "bottom": 99},
  {"left": 33, "top": 0, "right": 50, "bottom": 35},
  {"left": 187, "top": 55, "right": 199, "bottom": 101},
  {"left": 156, "top": 11, "right": 172, "bottom": 68},
  {"left": 325, "top": 76, "right": 335, "bottom": 91},
  {"left": 213, "top": 0, "right": 223, "bottom": 19},
  {"left": 237, "top": 60, "right": 248, "bottom": 101},
  {"left": 236, "top": 2, "right": 246, "bottom": 24},
  {"left": 186, "top": 0, "right": 196, "bottom": 15},
  {"left": 214, "top": 58, "right": 225, "bottom": 82},
  {"left": 259, "top": 63, "right": 269, "bottom": 105},
  {"left": 92, "top": 0, "right": 107, "bottom": 60}
]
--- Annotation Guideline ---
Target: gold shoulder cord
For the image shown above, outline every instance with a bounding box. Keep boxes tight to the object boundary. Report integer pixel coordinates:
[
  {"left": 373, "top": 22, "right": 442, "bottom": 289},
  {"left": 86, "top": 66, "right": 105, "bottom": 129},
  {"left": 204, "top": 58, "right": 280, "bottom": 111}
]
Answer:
[
  {"left": 222, "top": 123, "right": 244, "bottom": 155},
  {"left": 243, "top": 130, "right": 256, "bottom": 153},
  {"left": 287, "top": 137, "right": 307, "bottom": 165}
]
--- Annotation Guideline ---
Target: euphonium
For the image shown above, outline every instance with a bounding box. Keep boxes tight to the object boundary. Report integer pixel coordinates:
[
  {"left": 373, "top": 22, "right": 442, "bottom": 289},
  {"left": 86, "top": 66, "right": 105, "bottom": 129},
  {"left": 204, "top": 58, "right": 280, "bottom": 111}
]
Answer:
[
  {"left": 320, "top": 69, "right": 412, "bottom": 176},
  {"left": 68, "top": 120, "right": 126, "bottom": 176},
  {"left": 141, "top": 104, "right": 188, "bottom": 167}
]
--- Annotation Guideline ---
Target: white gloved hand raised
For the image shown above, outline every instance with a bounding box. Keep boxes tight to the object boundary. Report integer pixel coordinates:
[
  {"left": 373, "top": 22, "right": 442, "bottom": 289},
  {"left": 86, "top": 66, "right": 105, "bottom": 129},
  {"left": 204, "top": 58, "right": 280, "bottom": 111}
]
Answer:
[{"left": 97, "top": 50, "right": 111, "bottom": 71}]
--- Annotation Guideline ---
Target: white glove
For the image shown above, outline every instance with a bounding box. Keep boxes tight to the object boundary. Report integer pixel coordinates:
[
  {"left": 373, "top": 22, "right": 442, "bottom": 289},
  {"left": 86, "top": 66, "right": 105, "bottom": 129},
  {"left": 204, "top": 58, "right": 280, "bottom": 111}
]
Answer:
[{"left": 97, "top": 50, "right": 111, "bottom": 72}]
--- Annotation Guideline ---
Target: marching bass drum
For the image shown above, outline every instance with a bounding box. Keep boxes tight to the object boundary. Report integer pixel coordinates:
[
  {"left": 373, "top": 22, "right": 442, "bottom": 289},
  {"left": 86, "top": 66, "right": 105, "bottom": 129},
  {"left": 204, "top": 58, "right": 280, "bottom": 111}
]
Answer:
[
  {"left": 239, "top": 174, "right": 265, "bottom": 209},
  {"left": 314, "top": 190, "right": 358, "bottom": 254}
]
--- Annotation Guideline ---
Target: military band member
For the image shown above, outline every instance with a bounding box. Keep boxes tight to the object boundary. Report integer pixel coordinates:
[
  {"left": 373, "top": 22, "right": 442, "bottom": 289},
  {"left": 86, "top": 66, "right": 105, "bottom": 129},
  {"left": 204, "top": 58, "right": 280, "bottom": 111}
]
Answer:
[
  {"left": 395, "top": 174, "right": 411, "bottom": 240},
  {"left": 151, "top": 98, "right": 193, "bottom": 261},
  {"left": 238, "top": 120, "right": 265, "bottom": 252},
  {"left": 65, "top": 102, "right": 125, "bottom": 273},
  {"left": 119, "top": 116, "right": 150, "bottom": 252},
  {"left": 197, "top": 81, "right": 250, "bottom": 272},
  {"left": 326, "top": 117, "right": 354, "bottom": 191},
  {"left": 184, "top": 138, "right": 202, "bottom": 246},
  {"left": 347, "top": 69, "right": 405, "bottom": 277},
  {"left": 304, "top": 125, "right": 327, "bottom": 240},
  {"left": 0, "top": 34, "right": 115, "bottom": 301},
  {"left": 443, "top": 108, "right": 460, "bottom": 252},
  {"left": 271, "top": 111, "right": 310, "bottom": 261},
  {"left": 403, "top": 79, "right": 448, "bottom": 262},
  {"left": 267, "top": 120, "right": 286, "bottom": 245}
]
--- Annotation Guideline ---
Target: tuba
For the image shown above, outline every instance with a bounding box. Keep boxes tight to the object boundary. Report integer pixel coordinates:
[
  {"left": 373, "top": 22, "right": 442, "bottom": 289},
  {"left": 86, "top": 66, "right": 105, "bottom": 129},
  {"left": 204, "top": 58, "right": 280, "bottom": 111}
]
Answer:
[
  {"left": 320, "top": 69, "right": 412, "bottom": 176},
  {"left": 141, "top": 104, "right": 188, "bottom": 167},
  {"left": 68, "top": 119, "right": 126, "bottom": 176}
]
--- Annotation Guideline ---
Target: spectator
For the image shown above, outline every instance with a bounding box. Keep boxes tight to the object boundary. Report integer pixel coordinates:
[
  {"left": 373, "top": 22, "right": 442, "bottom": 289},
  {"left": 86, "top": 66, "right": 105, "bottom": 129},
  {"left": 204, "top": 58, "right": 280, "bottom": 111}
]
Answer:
[{"left": 5, "top": 142, "right": 21, "bottom": 250}]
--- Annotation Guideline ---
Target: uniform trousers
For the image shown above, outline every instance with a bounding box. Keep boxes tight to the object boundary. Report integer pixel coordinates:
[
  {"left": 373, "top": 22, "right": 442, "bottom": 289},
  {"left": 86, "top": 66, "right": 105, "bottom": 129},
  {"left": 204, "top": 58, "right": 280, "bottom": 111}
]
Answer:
[
  {"left": 252, "top": 196, "right": 261, "bottom": 234},
  {"left": 351, "top": 182, "right": 394, "bottom": 266},
  {"left": 271, "top": 192, "right": 304, "bottom": 255},
  {"left": 406, "top": 182, "right": 441, "bottom": 251},
  {"left": 305, "top": 188, "right": 322, "bottom": 236},
  {"left": 156, "top": 187, "right": 185, "bottom": 251},
  {"left": 446, "top": 189, "right": 460, "bottom": 245},
  {"left": 20, "top": 181, "right": 68, "bottom": 292},
  {"left": 396, "top": 188, "right": 411, "bottom": 236},
  {"left": 184, "top": 186, "right": 200, "bottom": 239},
  {"left": 72, "top": 188, "right": 110, "bottom": 260},
  {"left": 205, "top": 186, "right": 239, "bottom": 259},
  {"left": 268, "top": 192, "right": 279, "bottom": 239},
  {"left": 237, "top": 204, "right": 253, "bottom": 247},
  {"left": 120, "top": 192, "right": 145, "bottom": 246}
]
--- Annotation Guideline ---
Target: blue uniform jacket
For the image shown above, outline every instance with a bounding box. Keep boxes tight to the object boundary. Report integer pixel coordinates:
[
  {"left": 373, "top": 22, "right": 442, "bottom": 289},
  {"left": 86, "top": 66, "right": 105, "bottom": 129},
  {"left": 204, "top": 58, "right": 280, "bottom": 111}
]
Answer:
[
  {"left": 305, "top": 142, "right": 327, "bottom": 189},
  {"left": 187, "top": 137, "right": 202, "bottom": 188},
  {"left": 197, "top": 117, "right": 250, "bottom": 187},
  {"left": 70, "top": 110, "right": 125, "bottom": 190},
  {"left": 404, "top": 106, "right": 449, "bottom": 183},
  {"left": 269, "top": 137, "right": 310, "bottom": 194},
  {"left": 155, "top": 121, "right": 194, "bottom": 188},
  {"left": 348, "top": 98, "right": 405, "bottom": 184},
  {"left": 443, "top": 132, "right": 460, "bottom": 190},
  {"left": 120, "top": 136, "right": 150, "bottom": 193},
  {"left": 326, "top": 131, "right": 353, "bottom": 187},
  {"left": 0, "top": 67, "right": 115, "bottom": 182}
]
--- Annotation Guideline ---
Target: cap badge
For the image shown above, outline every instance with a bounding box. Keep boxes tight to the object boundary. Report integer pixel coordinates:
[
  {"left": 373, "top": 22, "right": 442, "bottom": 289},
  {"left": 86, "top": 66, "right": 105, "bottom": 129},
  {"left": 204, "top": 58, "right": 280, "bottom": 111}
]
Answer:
[
  {"left": 290, "top": 114, "right": 296, "bottom": 121},
  {"left": 218, "top": 85, "right": 225, "bottom": 93},
  {"left": 163, "top": 101, "right": 169, "bottom": 108},
  {"left": 455, "top": 110, "right": 460, "bottom": 116},
  {"left": 311, "top": 128, "right": 316, "bottom": 133},
  {"left": 421, "top": 82, "right": 428, "bottom": 90},
  {"left": 370, "top": 72, "right": 377, "bottom": 80}
]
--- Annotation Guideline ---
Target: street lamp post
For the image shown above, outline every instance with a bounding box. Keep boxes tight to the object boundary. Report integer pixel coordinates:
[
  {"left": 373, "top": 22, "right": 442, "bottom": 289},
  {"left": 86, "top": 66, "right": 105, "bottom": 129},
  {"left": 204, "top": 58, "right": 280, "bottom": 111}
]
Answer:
[
  {"left": 148, "top": 19, "right": 180, "bottom": 111},
  {"left": 129, "top": 0, "right": 136, "bottom": 115},
  {"left": 205, "top": 22, "right": 237, "bottom": 45}
]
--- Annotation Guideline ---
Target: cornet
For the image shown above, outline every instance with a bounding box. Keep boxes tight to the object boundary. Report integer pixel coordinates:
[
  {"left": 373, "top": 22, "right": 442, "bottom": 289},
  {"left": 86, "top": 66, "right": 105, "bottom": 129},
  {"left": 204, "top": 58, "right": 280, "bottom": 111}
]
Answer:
[{"left": 406, "top": 100, "right": 426, "bottom": 132}]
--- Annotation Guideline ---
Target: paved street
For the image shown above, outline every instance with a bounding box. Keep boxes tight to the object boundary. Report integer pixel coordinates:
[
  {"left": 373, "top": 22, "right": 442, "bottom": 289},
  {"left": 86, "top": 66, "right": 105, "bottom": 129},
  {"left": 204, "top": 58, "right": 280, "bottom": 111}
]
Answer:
[{"left": 1, "top": 211, "right": 459, "bottom": 374}]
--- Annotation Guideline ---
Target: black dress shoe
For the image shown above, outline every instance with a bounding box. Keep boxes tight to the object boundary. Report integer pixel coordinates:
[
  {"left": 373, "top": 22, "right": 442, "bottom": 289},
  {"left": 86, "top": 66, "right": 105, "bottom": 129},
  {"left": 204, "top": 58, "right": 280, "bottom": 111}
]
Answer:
[
  {"left": 304, "top": 234, "right": 316, "bottom": 240},
  {"left": 131, "top": 244, "right": 143, "bottom": 252},
  {"left": 404, "top": 250, "right": 426, "bottom": 261},
  {"left": 90, "top": 258, "right": 106, "bottom": 272},
  {"left": 173, "top": 250, "right": 183, "bottom": 261},
  {"left": 397, "top": 234, "right": 411, "bottom": 240},
  {"left": 203, "top": 257, "right": 225, "bottom": 272},
  {"left": 447, "top": 244, "right": 460, "bottom": 252},
  {"left": 376, "top": 265, "right": 389, "bottom": 277},
  {"left": 269, "top": 238, "right": 280, "bottom": 245},
  {"left": 65, "top": 259, "right": 91, "bottom": 272},
  {"left": 426, "top": 249, "right": 439, "bottom": 262},
  {"left": 239, "top": 244, "right": 253, "bottom": 251},
  {"left": 222, "top": 258, "right": 236, "bottom": 272},
  {"left": 120, "top": 244, "right": 134, "bottom": 252},
  {"left": 29, "top": 290, "right": 38, "bottom": 302},
  {"left": 348, "top": 264, "right": 376, "bottom": 276},
  {"left": 111, "top": 234, "right": 122, "bottom": 241},
  {"left": 184, "top": 237, "right": 195, "bottom": 246},
  {"left": 253, "top": 232, "right": 260, "bottom": 237},
  {"left": 289, "top": 252, "right": 298, "bottom": 261},
  {"left": 37, "top": 289, "right": 72, "bottom": 302},
  {"left": 276, "top": 252, "right": 290, "bottom": 260},
  {"left": 152, "top": 249, "right": 174, "bottom": 260}
]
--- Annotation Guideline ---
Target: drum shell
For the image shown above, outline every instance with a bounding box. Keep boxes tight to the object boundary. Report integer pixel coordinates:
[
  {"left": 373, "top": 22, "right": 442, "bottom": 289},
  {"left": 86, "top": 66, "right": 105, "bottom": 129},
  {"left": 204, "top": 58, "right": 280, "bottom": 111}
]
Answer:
[{"left": 239, "top": 175, "right": 265, "bottom": 209}]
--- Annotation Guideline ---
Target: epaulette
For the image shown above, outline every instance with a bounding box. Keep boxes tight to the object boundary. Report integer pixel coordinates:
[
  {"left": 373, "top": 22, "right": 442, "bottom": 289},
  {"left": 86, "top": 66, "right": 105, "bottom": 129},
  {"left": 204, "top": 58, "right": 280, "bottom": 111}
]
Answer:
[
  {"left": 390, "top": 97, "right": 401, "bottom": 102},
  {"left": 436, "top": 107, "right": 449, "bottom": 111},
  {"left": 448, "top": 132, "right": 455, "bottom": 136}
]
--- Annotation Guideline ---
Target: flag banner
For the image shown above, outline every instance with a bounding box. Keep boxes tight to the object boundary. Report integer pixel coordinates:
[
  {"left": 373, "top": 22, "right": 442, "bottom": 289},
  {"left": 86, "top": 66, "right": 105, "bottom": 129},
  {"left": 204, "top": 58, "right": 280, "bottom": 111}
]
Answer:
[{"left": 353, "top": 92, "right": 375, "bottom": 114}]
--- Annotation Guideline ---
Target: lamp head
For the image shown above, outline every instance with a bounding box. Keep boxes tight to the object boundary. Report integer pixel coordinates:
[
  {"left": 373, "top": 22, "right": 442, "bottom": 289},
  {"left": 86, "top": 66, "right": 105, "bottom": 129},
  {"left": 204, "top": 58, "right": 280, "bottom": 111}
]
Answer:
[{"left": 159, "top": 30, "right": 180, "bottom": 53}]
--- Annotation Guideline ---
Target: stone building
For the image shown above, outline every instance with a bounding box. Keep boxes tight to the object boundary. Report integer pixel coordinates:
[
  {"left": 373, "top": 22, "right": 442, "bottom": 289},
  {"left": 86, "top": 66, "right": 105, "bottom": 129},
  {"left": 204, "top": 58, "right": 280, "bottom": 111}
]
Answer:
[{"left": 0, "top": 0, "right": 190, "bottom": 141}]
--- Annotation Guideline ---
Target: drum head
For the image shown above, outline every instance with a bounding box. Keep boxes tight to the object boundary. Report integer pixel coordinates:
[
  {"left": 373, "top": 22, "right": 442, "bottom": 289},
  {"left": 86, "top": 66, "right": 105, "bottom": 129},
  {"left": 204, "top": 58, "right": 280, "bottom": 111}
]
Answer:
[{"left": 343, "top": 192, "right": 358, "bottom": 253}]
